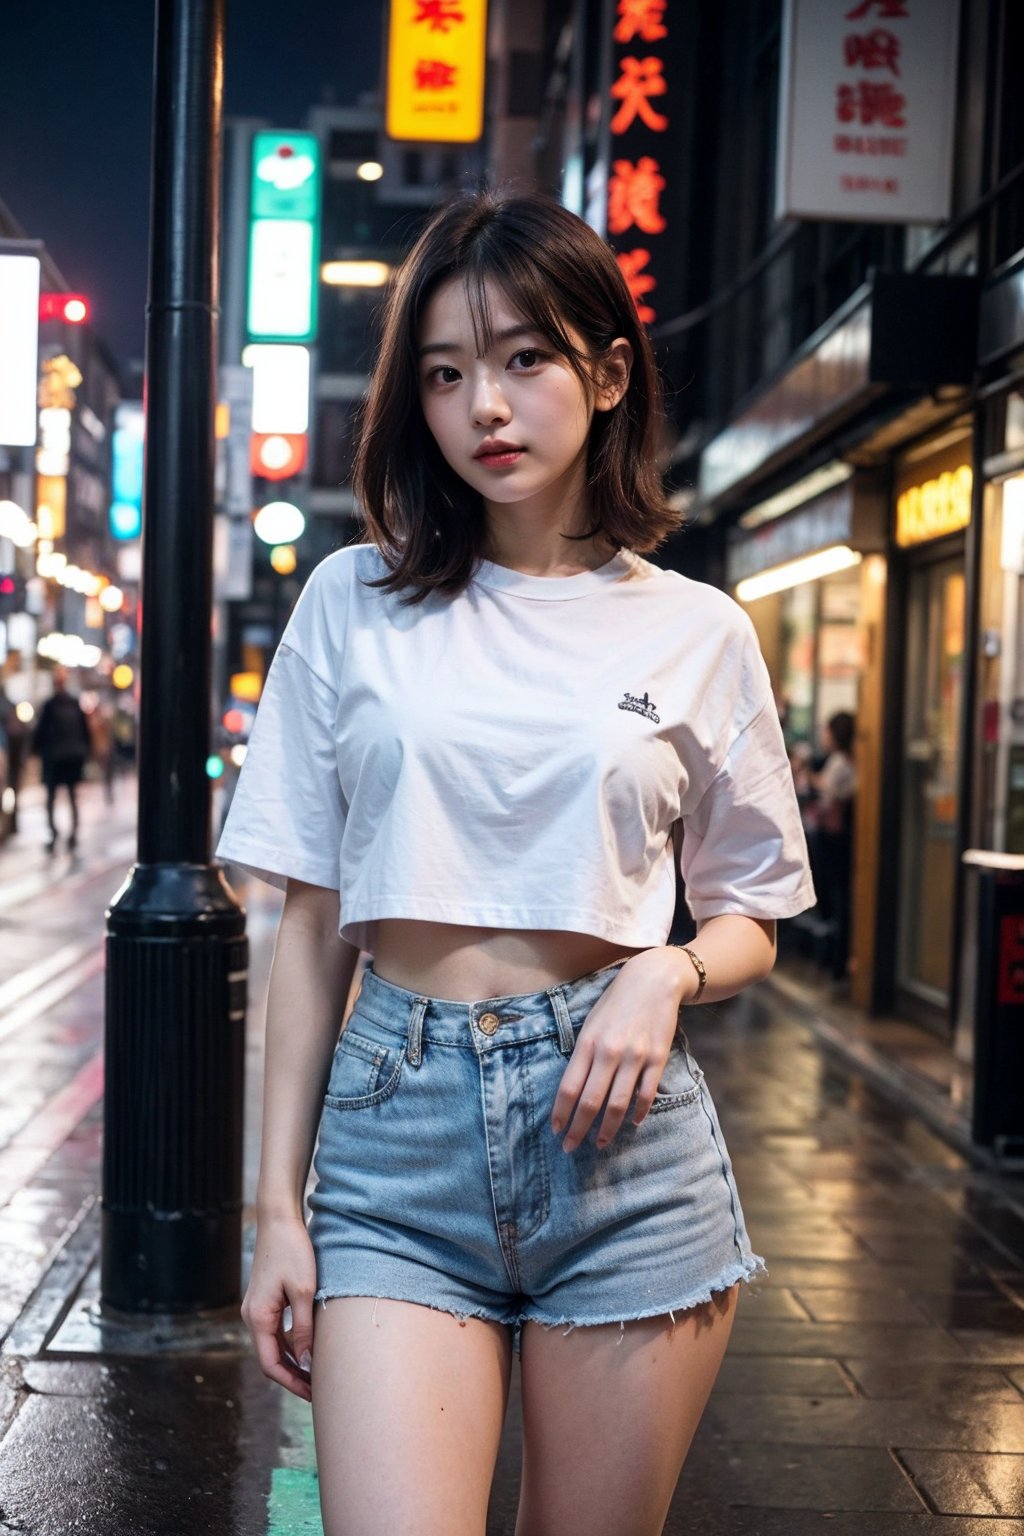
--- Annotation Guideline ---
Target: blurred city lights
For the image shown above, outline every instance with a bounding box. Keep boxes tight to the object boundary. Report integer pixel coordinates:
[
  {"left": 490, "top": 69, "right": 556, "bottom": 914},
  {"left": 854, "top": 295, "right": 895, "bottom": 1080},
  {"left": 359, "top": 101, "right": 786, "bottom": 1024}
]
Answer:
[
  {"left": 37, "top": 633, "right": 103, "bottom": 668},
  {"left": 112, "top": 664, "right": 135, "bottom": 690},
  {"left": 206, "top": 754, "right": 226, "bottom": 779},
  {"left": 254, "top": 500, "right": 304, "bottom": 545},
  {"left": 1, "top": 788, "right": 14, "bottom": 815},
  {"left": 241, "top": 344, "right": 311, "bottom": 434},
  {"left": 270, "top": 543, "right": 297, "bottom": 574},
  {"left": 356, "top": 160, "right": 384, "bottom": 181},
  {"left": 229, "top": 744, "right": 248, "bottom": 767},
  {"left": 15, "top": 701, "right": 35, "bottom": 724},
  {"left": 0, "top": 500, "right": 36, "bottom": 547},
  {"left": 223, "top": 708, "right": 245, "bottom": 734},
  {"left": 321, "top": 260, "right": 391, "bottom": 287},
  {"left": 99, "top": 585, "right": 124, "bottom": 612},
  {"left": 229, "top": 671, "right": 262, "bottom": 702}
]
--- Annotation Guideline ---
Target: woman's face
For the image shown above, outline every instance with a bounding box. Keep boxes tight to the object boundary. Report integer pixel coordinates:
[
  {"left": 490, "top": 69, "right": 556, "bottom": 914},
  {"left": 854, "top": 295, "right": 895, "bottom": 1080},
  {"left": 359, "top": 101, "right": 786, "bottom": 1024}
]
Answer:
[{"left": 417, "top": 277, "right": 627, "bottom": 529}]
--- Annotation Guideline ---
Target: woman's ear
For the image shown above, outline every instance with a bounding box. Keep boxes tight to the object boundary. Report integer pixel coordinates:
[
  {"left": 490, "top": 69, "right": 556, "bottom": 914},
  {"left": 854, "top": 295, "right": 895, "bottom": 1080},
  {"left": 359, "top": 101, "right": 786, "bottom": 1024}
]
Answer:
[{"left": 594, "top": 337, "right": 633, "bottom": 412}]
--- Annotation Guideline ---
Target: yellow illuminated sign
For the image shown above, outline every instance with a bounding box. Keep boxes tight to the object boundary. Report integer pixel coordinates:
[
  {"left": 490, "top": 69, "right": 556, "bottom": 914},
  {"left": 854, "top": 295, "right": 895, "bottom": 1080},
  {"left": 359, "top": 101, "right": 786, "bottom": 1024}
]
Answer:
[
  {"left": 896, "top": 465, "right": 972, "bottom": 548},
  {"left": 386, "top": 0, "right": 487, "bottom": 144}
]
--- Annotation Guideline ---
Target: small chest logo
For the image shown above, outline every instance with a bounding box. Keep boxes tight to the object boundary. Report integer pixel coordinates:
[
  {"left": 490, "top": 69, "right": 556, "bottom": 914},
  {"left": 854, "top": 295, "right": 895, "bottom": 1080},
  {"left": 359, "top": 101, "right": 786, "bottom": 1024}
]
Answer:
[{"left": 618, "top": 689, "right": 660, "bottom": 724}]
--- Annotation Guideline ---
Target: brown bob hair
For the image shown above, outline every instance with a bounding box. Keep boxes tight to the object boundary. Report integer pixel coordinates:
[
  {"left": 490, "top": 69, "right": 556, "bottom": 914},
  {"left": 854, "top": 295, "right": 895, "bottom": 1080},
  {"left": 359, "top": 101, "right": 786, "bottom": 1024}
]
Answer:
[{"left": 353, "top": 185, "right": 681, "bottom": 602}]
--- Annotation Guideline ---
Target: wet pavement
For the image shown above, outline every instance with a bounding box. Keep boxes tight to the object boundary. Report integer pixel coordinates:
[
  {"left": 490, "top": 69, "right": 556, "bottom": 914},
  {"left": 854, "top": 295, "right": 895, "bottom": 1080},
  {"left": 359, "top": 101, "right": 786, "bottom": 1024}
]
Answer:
[{"left": 0, "top": 776, "right": 1023, "bottom": 1532}]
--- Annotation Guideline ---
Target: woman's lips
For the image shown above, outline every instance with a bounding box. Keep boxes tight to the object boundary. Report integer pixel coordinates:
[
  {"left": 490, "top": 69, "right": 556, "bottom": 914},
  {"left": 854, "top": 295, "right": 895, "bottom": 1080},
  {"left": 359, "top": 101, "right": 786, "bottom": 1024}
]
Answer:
[{"left": 475, "top": 449, "right": 525, "bottom": 468}]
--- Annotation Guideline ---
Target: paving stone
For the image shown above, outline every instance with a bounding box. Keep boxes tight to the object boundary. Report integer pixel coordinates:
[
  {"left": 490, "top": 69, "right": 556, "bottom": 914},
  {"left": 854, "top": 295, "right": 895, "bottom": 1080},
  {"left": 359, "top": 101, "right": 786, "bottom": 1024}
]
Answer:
[
  {"left": 845, "top": 1358, "right": 1024, "bottom": 1402},
  {"left": 914, "top": 1293, "right": 1024, "bottom": 1330},
  {"left": 898, "top": 1449, "right": 1024, "bottom": 1515},
  {"left": 711, "top": 1356, "right": 855, "bottom": 1398},
  {"left": 675, "top": 1440, "right": 924, "bottom": 1512},
  {"left": 948, "top": 1329, "right": 1024, "bottom": 1364},
  {"left": 704, "top": 1393, "right": 1024, "bottom": 1452},
  {"left": 727, "top": 1319, "right": 969, "bottom": 1361},
  {"left": 792, "top": 1288, "right": 930, "bottom": 1325}
]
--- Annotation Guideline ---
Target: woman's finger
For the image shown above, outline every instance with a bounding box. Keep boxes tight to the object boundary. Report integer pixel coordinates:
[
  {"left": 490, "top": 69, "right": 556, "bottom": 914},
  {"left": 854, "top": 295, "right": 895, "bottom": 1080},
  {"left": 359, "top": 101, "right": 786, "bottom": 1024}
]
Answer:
[
  {"left": 595, "top": 1062, "right": 645, "bottom": 1148},
  {"left": 631, "top": 1060, "right": 665, "bottom": 1126},
  {"left": 561, "top": 1058, "right": 618, "bottom": 1151},
  {"left": 551, "top": 1040, "right": 594, "bottom": 1133}
]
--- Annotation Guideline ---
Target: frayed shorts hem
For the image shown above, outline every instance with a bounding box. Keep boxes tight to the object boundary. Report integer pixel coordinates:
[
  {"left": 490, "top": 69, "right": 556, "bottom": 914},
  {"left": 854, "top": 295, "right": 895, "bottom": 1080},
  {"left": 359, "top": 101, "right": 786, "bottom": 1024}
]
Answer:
[{"left": 313, "top": 1254, "right": 765, "bottom": 1346}]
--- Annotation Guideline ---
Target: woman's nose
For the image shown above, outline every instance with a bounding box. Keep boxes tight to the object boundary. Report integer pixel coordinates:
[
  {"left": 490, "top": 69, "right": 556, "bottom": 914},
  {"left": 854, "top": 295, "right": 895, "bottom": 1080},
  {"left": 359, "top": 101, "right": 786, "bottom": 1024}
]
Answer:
[{"left": 470, "top": 373, "right": 511, "bottom": 427}]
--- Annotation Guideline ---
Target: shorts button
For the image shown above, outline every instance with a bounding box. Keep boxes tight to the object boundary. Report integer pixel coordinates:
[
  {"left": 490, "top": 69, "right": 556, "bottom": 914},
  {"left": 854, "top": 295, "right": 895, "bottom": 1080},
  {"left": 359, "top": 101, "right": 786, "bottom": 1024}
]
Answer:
[{"left": 478, "top": 1012, "right": 500, "bottom": 1035}]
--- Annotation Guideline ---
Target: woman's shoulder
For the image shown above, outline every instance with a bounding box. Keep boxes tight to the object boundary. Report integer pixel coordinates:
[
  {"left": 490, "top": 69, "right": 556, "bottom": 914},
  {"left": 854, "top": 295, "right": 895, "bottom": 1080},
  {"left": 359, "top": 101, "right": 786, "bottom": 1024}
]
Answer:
[{"left": 626, "top": 554, "right": 759, "bottom": 642}]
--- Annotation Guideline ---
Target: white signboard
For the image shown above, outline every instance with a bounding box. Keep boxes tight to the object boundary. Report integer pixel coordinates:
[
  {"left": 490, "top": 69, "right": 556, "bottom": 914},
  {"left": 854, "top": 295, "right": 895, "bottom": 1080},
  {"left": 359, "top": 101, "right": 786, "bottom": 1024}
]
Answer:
[
  {"left": 0, "top": 255, "right": 41, "bottom": 447},
  {"left": 776, "top": 0, "right": 960, "bottom": 224}
]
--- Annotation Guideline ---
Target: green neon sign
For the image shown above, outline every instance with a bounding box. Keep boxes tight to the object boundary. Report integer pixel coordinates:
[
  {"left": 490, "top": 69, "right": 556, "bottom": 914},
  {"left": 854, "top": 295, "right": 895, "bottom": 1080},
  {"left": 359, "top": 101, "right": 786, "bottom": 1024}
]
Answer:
[{"left": 247, "top": 131, "right": 321, "bottom": 343}]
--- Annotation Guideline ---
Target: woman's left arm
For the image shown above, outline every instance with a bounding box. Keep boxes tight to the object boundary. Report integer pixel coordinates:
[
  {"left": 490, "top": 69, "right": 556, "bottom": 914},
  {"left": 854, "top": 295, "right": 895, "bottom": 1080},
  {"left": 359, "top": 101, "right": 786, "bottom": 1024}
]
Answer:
[{"left": 552, "top": 915, "right": 775, "bottom": 1153}]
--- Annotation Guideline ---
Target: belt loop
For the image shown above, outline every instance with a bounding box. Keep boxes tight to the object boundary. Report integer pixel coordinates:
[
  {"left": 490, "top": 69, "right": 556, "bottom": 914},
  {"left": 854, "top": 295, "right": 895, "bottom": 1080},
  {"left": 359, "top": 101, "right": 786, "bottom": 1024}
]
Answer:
[
  {"left": 406, "top": 996, "right": 428, "bottom": 1068},
  {"left": 548, "top": 984, "right": 576, "bottom": 1056}
]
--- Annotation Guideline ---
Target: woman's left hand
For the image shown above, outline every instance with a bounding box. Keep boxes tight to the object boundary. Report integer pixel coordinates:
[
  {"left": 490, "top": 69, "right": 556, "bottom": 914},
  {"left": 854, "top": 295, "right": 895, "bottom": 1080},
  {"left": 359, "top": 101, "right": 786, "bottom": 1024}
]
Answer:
[{"left": 551, "top": 947, "right": 696, "bottom": 1152}]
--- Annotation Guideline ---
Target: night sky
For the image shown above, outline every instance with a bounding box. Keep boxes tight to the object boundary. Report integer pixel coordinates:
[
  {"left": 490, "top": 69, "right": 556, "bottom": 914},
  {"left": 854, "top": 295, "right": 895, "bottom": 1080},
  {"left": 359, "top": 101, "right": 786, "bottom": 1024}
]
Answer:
[{"left": 0, "top": 3, "right": 385, "bottom": 376}]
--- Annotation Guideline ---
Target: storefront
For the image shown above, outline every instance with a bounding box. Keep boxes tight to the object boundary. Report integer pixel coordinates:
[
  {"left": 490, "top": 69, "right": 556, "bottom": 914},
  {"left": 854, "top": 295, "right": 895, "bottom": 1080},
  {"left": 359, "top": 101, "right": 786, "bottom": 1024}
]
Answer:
[
  {"left": 725, "top": 473, "right": 888, "bottom": 992},
  {"left": 884, "top": 426, "right": 973, "bottom": 1032}
]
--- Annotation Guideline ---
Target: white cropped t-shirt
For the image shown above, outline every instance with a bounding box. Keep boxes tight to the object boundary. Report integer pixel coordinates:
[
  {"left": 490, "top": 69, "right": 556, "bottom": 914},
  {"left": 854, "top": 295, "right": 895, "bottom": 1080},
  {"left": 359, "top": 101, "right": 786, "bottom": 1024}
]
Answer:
[{"left": 215, "top": 544, "right": 816, "bottom": 950}]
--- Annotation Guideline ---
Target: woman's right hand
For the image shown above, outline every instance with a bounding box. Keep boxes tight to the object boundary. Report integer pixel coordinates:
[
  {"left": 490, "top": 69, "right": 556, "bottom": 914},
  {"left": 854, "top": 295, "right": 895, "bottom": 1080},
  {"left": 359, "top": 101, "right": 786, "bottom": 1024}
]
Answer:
[{"left": 241, "top": 1211, "right": 318, "bottom": 1401}]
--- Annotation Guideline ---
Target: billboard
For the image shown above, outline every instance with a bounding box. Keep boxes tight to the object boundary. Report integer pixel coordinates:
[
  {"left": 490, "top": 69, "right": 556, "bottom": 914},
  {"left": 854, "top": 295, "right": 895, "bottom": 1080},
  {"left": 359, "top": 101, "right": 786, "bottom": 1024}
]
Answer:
[
  {"left": 386, "top": 0, "right": 487, "bottom": 143},
  {"left": 0, "top": 254, "right": 41, "bottom": 447},
  {"left": 776, "top": 0, "right": 960, "bottom": 224}
]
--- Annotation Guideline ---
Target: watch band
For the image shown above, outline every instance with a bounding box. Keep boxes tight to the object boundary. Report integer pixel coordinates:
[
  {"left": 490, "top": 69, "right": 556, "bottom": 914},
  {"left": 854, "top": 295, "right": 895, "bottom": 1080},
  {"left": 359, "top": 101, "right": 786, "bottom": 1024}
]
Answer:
[{"left": 678, "top": 945, "right": 707, "bottom": 1004}]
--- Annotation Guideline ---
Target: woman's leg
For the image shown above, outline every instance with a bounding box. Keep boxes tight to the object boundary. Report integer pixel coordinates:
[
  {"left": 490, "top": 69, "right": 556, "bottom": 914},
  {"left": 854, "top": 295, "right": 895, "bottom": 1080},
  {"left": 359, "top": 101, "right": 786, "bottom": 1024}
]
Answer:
[
  {"left": 311, "top": 1296, "right": 513, "bottom": 1536},
  {"left": 516, "top": 1287, "right": 738, "bottom": 1536}
]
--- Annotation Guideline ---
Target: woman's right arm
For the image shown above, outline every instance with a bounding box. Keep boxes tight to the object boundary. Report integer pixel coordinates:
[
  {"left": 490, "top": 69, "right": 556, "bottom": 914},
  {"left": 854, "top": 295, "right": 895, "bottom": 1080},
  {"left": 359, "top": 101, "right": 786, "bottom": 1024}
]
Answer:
[{"left": 241, "top": 877, "right": 362, "bottom": 1400}]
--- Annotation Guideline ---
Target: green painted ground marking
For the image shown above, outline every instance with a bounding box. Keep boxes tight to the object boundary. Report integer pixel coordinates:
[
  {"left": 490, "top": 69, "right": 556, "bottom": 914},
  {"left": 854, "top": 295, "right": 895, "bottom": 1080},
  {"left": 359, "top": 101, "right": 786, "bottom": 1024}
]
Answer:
[{"left": 268, "top": 1393, "right": 323, "bottom": 1535}]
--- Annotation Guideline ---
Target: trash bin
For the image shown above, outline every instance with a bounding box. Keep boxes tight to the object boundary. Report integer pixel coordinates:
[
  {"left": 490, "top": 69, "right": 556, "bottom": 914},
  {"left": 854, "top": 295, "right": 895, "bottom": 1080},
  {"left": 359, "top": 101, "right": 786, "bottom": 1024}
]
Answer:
[{"left": 962, "top": 849, "right": 1024, "bottom": 1155}]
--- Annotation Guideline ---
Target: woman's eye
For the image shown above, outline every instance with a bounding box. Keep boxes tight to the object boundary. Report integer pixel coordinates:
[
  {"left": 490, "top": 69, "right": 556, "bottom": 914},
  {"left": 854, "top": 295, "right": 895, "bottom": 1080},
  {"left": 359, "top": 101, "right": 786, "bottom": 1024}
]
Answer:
[
  {"left": 426, "top": 365, "right": 460, "bottom": 386},
  {"left": 510, "top": 349, "right": 544, "bottom": 370}
]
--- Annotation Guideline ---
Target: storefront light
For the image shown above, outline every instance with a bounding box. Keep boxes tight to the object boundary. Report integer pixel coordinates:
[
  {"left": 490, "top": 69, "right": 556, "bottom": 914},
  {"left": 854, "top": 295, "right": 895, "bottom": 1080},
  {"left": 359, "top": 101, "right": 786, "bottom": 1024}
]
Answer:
[
  {"left": 321, "top": 260, "right": 391, "bottom": 287},
  {"left": 735, "top": 544, "right": 862, "bottom": 602},
  {"left": 1000, "top": 475, "right": 1024, "bottom": 574}
]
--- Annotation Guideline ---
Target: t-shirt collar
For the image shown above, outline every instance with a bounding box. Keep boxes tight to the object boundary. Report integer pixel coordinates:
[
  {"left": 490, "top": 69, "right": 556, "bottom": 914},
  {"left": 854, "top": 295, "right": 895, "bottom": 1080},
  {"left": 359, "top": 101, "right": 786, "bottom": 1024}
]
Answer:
[{"left": 471, "top": 548, "right": 635, "bottom": 600}]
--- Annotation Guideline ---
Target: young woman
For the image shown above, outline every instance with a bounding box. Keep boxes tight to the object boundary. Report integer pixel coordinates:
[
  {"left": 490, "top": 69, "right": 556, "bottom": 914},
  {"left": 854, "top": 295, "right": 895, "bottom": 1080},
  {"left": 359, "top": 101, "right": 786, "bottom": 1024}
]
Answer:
[{"left": 217, "top": 188, "right": 815, "bottom": 1536}]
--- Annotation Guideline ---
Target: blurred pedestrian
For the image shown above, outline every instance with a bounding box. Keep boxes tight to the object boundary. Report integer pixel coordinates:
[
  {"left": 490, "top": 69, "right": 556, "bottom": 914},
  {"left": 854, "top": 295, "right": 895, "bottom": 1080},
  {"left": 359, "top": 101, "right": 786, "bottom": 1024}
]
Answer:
[
  {"left": 217, "top": 188, "right": 816, "bottom": 1534},
  {"left": 811, "top": 710, "right": 857, "bottom": 981},
  {"left": 30, "top": 666, "right": 91, "bottom": 853},
  {"left": 85, "top": 695, "right": 116, "bottom": 805},
  {"left": 0, "top": 680, "right": 29, "bottom": 835}
]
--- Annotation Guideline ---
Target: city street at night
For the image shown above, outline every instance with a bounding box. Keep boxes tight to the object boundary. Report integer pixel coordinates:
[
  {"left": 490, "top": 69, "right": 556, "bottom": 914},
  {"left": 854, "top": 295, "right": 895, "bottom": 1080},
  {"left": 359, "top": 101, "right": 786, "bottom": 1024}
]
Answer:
[
  {"left": 5, "top": 0, "right": 1024, "bottom": 1529},
  {"left": 0, "top": 776, "right": 1022, "bottom": 1530}
]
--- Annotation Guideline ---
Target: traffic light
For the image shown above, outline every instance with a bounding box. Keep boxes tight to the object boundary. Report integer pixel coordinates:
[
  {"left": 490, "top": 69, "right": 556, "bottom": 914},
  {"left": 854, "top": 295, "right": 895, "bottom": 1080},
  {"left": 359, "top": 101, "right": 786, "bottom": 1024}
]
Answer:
[
  {"left": 39, "top": 293, "right": 91, "bottom": 325},
  {"left": 0, "top": 574, "right": 25, "bottom": 617}
]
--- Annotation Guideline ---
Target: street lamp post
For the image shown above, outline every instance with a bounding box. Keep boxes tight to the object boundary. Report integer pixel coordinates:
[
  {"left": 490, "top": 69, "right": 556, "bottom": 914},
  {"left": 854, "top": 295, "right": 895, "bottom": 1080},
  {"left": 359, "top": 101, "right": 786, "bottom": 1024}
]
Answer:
[{"left": 101, "top": 0, "right": 248, "bottom": 1312}]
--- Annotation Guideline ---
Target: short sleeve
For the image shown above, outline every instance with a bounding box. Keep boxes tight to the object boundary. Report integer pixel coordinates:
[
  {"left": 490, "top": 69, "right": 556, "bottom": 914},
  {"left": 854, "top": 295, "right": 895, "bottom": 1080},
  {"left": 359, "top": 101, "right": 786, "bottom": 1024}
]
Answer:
[
  {"left": 679, "top": 631, "right": 816, "bottom": 925},
  {"left": 215, "top": 640, "right": 346, "bottom": 893}
]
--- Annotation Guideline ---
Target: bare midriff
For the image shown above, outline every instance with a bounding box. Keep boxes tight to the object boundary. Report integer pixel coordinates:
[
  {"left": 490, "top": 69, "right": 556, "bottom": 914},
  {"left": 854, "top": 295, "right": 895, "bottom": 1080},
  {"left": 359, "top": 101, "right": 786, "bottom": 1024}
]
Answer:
[{"left": 372, "top": 918, "right": 646, "bottom": 1003}]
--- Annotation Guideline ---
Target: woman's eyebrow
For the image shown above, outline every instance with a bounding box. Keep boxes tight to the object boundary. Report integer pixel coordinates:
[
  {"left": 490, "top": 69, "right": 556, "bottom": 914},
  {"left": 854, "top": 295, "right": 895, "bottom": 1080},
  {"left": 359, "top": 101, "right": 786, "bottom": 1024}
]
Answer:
[{"left": 418, "top": 324, "right": 542, "bottom": 359}]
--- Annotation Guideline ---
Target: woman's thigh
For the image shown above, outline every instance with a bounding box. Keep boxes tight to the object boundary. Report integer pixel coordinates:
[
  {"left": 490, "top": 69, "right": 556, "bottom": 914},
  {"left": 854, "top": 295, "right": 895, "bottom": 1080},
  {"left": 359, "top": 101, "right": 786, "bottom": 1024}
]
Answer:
[
  {"left": 516, "top": 1287, "right": 739, "bottom": 1536},
  {"left": 311, "top": 1296, "right": 513, "bottom": 1536}
]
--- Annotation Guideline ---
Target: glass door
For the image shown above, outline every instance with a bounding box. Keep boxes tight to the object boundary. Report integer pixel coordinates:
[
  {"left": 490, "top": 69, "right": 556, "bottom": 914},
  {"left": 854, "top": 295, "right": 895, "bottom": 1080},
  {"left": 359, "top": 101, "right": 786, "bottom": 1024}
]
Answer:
[{"left": 897, "top": 555, "right": 965, "bottom": 1024}]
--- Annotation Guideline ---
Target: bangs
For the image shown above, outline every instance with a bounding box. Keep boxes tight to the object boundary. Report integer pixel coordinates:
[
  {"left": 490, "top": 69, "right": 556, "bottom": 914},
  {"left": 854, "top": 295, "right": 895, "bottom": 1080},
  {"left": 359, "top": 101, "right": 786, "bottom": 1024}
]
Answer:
[{"left": 416, "top": 215, "right": 607, "bottom": 379}]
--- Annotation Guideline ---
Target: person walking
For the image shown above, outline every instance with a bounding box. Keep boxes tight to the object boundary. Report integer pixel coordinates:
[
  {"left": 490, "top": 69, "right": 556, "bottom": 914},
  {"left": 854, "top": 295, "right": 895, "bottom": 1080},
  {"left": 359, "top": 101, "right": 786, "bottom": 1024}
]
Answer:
[
  {"left": 811, "top": 709, "right": 858, "bottom": 982},
  {"left": 216, "top": 188, "right": 816, "bottom": 1536},
  {"left": 30, "top": 665, "right": 91, "bottom": 853},
  {"left": 0, "top": 680, "right": 29, "bottom": 836}
]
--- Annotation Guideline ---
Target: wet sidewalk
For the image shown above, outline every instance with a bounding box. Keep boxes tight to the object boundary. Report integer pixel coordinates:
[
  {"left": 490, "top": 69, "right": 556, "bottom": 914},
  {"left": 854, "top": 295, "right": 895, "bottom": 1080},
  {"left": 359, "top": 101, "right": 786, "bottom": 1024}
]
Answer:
[{"left": 0, "top": 821, "right": 1023, "bottom": 1532}]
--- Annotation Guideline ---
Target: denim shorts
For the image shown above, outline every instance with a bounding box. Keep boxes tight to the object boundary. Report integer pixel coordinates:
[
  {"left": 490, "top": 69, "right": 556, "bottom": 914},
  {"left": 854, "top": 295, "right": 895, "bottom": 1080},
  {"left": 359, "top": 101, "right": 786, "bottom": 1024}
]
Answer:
[{"left": 308, "top": 960, "right": 765, "bottom": 1334}]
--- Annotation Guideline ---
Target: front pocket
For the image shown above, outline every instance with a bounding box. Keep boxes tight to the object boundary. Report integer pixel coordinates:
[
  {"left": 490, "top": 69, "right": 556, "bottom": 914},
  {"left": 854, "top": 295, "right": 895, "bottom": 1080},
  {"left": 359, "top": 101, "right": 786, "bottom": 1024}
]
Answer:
[
  {"left": 649, "top": 1046, "right": 704, "bottom": 1113},
  {"left": 324, "top": 1026, "right": 406, "bottom": 1110}
]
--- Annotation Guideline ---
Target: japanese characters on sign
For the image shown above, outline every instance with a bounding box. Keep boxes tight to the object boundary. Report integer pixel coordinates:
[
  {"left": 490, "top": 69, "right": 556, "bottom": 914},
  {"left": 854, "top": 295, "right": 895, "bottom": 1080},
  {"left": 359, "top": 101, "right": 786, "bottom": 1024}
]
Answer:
[
  {"left": 386, "top": 0, "right": 487, "bottom": 144},
  {"left": 776, "top": 0, "right": 960, "bottom": 223},
  {"left": 605, "top": 0, "right": 675, "bottom": 326}
]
